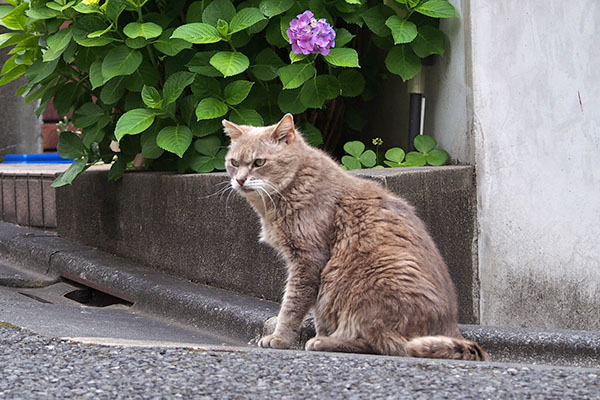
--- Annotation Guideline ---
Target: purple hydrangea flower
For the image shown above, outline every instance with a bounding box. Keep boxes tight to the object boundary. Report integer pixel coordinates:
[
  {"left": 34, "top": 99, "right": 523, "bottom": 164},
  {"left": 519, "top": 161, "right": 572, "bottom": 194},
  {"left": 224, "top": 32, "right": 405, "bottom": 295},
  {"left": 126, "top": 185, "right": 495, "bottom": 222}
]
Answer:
[{"left": 287, "top": 10, "right": 336, "bottom": 56}]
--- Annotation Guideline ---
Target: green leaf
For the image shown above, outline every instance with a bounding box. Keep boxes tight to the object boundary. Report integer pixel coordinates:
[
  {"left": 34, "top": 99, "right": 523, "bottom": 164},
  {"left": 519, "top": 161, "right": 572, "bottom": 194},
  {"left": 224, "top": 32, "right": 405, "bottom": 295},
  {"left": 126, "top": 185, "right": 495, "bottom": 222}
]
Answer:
[
  {"left": 44, "top": 28, "right": 73, "bottom": 62},
  {"left": 0, "top": 65, "right": 26, "bottom": 86},
  {"left": 141, "top": 128, "right": 164, "bottom": 159},
  {"left": 385, "top": 147, "right": 406, "bottom": 163},
  {"left": 1, "top": 3, "right": 27, "bottom": 30},
  {"left": 163, "top": 71, "right": 195, "bottom": 105},
  {"left": 47, "top": 27, "right": 73, "bottom": 52},
  {"left": 385, "top": 16, "right": 417, "bottom": 44},
  {"left": 411, "top": 25, "right": 446, "bottom": 57},
  {"left": 196, "top": 98, "right": 228, "bottom": 120},
  {"left": 385, "top": 45, "right": 421, "bottom": 82},
  {"left": 194, "top": 135, "right": 221, "bottom": 156},
  {"left": 299, "top": 77, "right": 329, "bottom": 109},
  {"left": 229, "top": 108, "right": 264, "bottom": 126},
  {"left": 115, "top": 109, "right": 156, "bottom": 141},
  {"left": 100, "top": 76, "right": 127, "bottom": 104},
  {"left": 171, "top": 23, "right": 222, "bottom": 44},
  {"left": 125, "top": 37, "right": 147, "bottom": 49},
  {"left": 404, "top": 151, "right": 427, "bottom": 166},
  {"left": 361, "top": 6, "right": 391, "bottom": 37},
  {"left": 141, "top": 85, "right": 162, "bottom": 109},
  {"left": 51, "top": 158, "right": 89, "bottom": 188},
  {"left": 224, "top": 80, "right": 254, "bottom": 105},
  {"left": 57, "top": 131, "right": 86, "bottom": 159},
  {"left": 89, "top": 60, "right": 105, "bottom": 89},
  {"left": 229, "top": 7, "right": 266, "bottom": 34},
  {"left": 414, "top": 0, "right": 458, "bottom": 18},
  {"left": 216, "top": 19, "right": 229, "bottom": 36},
  {"left": 202, "top": 0, "right": 236, "bottom": 25},
  {"left": 108, "top": 157, "right": 127, "bottom": 181},
  {"left": 82, "top": 123, "right": 107, "bottom": 148},
  {"left": 209, "top": 51, "right": 249, "bottom": 77},
  {"left": 341, "top": 156, "right": 361, "bottom": 170},
  {"left": 102, "top": 45, "right": 143, "bottom": 81},
  {"left": 186, "top": 51, "right": 221, "bottom": 77},
  {"left": 73, "top": 2, "right": 99, "bottom": 14},
  {"left": 335, "top": 28, "right": 355, "bottom": 47},
  {"left": 277, "top": 88, "right": 307, "bottom": 114},
  {"left": 323, "top": 48, "right": 360, "bottom": 68},
  {"left": 0, "top": 32, "right": 28, "bottom": 50},
  {"left": 123, "top": 22, "right": 163, "bottom": 39},
  {"left": 251, "top": 48, "right": 284, "bottom": 81},
  {"left": 26, "top": 58, "right": 59, "bottom": 85},
  {"left": 344, "top": 141, "right": 365, "bottom": 158},
  {"left": 259, "top": 0, "right": 294, "bottom": 17},
  {"left": 187, "top": 155, "right": 211, "bottom": 173},
  {"left": 153, "top": 28, "right": 192, "bottom": 56},
  {"left": 186, "top": 1, "right": 205, "bottom": 23},
  {"left": 338, "top": 70, "right": 365, "bottom": 97},
  {"left": 191, "top": 76, "right": 221, "bottom": 100},
  {"left": 278, "top": 63, "right": 316, "bottom": 89},
  {"left": 265, "top": 17, "right": 287, "bottom": 47},
  {"left": 426, "top": 149, "right": 449, "bottom": 166},
  {"left": 26, "top": 7, "right": 62, "bottom": 19},
  {"left": 359, "top": 150, "right": 376, "bottom": 167},
  {"left": 289, "top": 51, "right": 306, "bottom": 63},
  {"left": 414, "top": 135, "right": 437, "bottom": 153},
  {"left": 157, "top": 125, "right": 193, "bottom": 157},
  {"left": 73, "top": 102, "right": 104, "bottom": 129}
]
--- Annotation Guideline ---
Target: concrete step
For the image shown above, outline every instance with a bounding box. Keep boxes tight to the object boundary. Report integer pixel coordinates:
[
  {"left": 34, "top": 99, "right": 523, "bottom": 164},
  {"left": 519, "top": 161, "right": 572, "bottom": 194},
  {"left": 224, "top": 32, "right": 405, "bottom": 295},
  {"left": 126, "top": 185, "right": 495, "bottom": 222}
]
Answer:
[{"left": 1, "top": 221, "right": 599, "bottom": 368}]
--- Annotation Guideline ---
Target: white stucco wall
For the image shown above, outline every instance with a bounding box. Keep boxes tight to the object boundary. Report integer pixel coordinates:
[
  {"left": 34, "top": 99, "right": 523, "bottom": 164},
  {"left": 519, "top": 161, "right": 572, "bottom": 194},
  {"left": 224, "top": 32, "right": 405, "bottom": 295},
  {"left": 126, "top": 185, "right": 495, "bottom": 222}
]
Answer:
[{"left": 467, "top": 1, "right": 600, "bottom": 329}]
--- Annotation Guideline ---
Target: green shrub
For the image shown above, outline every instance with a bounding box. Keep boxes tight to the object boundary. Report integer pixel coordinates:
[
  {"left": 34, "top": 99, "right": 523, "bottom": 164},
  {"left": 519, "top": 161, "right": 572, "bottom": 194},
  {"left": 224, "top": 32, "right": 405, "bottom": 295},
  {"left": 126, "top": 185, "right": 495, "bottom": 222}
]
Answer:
[{"left": 0, "top": 0, "right": 457, "bottom": 186}]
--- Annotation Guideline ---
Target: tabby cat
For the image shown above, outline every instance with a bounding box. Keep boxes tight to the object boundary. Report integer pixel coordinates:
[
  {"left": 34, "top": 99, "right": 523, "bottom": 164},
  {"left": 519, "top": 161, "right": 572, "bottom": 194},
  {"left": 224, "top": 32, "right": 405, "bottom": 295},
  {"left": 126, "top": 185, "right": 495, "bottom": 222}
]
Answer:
[{"left": 222, "top": 114, "right": 488, "bottom": 361}]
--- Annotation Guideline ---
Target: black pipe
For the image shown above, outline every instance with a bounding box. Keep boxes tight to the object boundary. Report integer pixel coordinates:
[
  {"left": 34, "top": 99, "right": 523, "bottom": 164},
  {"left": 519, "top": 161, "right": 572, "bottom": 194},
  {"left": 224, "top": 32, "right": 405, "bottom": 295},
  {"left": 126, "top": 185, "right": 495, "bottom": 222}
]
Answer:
[{"left": 408, "top": 93, "right": 422, "bottom": 151}]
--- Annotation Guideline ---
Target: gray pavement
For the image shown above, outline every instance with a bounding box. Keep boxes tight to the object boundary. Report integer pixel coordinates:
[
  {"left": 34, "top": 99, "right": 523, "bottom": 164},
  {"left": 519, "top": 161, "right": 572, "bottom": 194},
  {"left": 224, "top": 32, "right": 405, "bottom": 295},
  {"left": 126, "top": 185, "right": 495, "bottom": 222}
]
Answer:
[
  {"left": 0, "top": 276, "right": 244, "bottom": 348},
  {"left": 1, "top": 323, "right": 599, "bottom": 399}
]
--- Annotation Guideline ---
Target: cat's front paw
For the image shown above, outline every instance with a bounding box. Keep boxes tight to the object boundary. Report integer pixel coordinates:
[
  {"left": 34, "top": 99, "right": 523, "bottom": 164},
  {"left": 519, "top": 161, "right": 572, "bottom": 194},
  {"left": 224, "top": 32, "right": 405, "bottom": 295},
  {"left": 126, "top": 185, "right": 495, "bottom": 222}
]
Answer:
[
  {"left": 258, "top": 334, "right": 292, "bottom": 349},
  {"left": 305, "top": 337, "right": 324, "bottom": 351}
]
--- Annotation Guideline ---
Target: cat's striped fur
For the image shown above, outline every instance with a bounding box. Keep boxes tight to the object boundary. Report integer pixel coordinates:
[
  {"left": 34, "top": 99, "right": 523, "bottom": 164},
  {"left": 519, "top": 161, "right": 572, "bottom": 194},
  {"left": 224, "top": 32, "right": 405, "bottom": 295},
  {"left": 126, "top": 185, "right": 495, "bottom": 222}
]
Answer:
[{"left": 222, "top": 114, "right": 487, "bottom": 361}]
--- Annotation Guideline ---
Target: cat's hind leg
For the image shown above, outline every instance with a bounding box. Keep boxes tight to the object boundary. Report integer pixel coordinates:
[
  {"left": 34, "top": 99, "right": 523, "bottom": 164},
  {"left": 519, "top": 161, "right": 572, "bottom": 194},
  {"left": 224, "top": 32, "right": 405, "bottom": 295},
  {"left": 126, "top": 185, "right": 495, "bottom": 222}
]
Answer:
[{"left": 305, "top": 336, "right": 373, "bottom": 354}]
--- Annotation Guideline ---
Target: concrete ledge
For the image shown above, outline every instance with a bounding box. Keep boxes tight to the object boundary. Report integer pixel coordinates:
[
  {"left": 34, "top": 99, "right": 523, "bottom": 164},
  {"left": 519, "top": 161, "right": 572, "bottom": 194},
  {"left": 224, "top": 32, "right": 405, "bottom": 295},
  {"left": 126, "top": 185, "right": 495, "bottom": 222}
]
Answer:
[
  {"left": 1, "top": 222, "right": 599, "bottom": 368},
  {"left": 0, "top": 165, "right": 68, "bottom": 229},
  {"left": 55, "top": 166, "right": 478, "bottom": 324}
]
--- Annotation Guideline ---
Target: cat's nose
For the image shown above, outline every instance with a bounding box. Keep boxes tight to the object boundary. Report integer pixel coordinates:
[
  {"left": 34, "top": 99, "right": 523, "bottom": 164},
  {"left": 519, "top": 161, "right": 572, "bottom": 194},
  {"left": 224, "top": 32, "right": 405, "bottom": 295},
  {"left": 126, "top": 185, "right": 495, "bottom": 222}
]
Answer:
[{"left": 236, "top": 178, "right": 246, "bottom": 186}]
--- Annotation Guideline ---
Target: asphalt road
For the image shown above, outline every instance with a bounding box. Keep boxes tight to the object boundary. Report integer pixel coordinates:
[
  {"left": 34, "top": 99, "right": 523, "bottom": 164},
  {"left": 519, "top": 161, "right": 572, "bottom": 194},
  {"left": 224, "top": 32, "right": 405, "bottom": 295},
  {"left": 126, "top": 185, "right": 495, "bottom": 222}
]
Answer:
[
  {"left": 1, "top": 269, "right": 599, "bottom": 398},
  {"left": 1, "top": 323, "right": 599, "bottom": 399}
]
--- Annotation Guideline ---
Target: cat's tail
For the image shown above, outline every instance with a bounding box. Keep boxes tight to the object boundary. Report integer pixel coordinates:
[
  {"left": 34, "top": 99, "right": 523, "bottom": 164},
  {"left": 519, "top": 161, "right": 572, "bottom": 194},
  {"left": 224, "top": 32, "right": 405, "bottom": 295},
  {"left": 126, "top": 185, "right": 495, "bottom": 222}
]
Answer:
[{"left": 404, "top": 336, "right": 489, "bottom": 361}]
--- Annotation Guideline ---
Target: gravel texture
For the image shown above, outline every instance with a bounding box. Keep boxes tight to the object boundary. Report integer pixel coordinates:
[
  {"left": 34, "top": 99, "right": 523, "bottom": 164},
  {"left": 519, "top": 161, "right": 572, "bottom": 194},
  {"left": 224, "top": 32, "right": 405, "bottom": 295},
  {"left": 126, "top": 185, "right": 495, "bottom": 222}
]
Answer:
[{"left": 1, "top": 324, "right": 599, "bottom": 399}]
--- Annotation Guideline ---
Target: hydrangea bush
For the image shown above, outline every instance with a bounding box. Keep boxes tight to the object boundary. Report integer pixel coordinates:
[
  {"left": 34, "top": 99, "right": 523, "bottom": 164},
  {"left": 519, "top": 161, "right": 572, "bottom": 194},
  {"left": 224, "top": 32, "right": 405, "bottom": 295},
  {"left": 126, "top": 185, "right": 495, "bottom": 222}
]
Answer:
[{"left": 0, "top": 0, "right": 457, "bottom": 186}]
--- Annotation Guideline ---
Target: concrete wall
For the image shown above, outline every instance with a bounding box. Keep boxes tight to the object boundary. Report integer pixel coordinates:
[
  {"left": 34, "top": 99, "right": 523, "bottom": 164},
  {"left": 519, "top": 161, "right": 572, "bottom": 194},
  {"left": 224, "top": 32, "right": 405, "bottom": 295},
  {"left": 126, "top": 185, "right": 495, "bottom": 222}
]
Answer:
[
  {"left": 0, "top": 27, "right": 42, "bottom": 157},
  {"left": 429, "top": 1, "right": 600, "bottom": 329}
]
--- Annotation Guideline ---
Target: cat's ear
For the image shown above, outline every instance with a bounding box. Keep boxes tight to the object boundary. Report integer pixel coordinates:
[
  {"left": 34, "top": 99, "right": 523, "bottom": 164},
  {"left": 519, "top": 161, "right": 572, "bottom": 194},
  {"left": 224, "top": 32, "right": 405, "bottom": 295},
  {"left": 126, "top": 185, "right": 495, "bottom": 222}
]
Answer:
[
  {"left": 222, "top": 119, "right": 244, "bottom": 140},
  {"left": 272, "top": 113, "right": 296, "bottom": 144}
]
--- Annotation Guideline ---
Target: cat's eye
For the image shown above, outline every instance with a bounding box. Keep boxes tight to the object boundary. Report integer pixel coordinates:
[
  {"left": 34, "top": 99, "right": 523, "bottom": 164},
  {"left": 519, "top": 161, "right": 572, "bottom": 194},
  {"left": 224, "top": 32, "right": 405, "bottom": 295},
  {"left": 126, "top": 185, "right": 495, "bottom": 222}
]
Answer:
[
  {"left": 230, "top": 159, "right": 239, "bottom": 167},
  {"left": 253, "top": 158, "right": 266, "bottom": 167}
]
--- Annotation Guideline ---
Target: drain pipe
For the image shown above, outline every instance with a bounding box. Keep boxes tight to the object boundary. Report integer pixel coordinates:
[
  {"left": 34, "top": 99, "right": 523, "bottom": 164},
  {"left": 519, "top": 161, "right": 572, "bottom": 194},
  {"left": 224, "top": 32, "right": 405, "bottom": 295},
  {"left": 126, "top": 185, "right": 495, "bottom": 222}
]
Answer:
[{"left": 407, "top": 69, "right": 426, "bottom": 151}]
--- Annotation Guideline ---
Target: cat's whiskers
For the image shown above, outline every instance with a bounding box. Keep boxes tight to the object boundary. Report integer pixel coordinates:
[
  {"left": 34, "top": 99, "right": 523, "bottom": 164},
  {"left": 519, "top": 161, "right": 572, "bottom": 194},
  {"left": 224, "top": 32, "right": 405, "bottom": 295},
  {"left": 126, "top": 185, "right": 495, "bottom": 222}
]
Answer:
[
  {"left": 201, "top": 180, "right": 233, "bottom": 200},
  {"left": 261, "top": 180, "right": 288, "bottom": 203},
  {"left": 256, "top": 185, "right": 276, "bottom": 210},
  {"left": 253, "top": 186, "right": 268, "bottom": 213}
]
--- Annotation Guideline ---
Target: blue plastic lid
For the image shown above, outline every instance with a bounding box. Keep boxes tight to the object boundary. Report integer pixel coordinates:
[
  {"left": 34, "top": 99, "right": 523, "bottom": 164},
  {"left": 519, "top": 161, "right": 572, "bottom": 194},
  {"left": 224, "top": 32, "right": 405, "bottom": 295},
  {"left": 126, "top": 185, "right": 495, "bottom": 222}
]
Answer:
[{"left": 2, "top": 153, "right": 74, "bottom": 164}]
